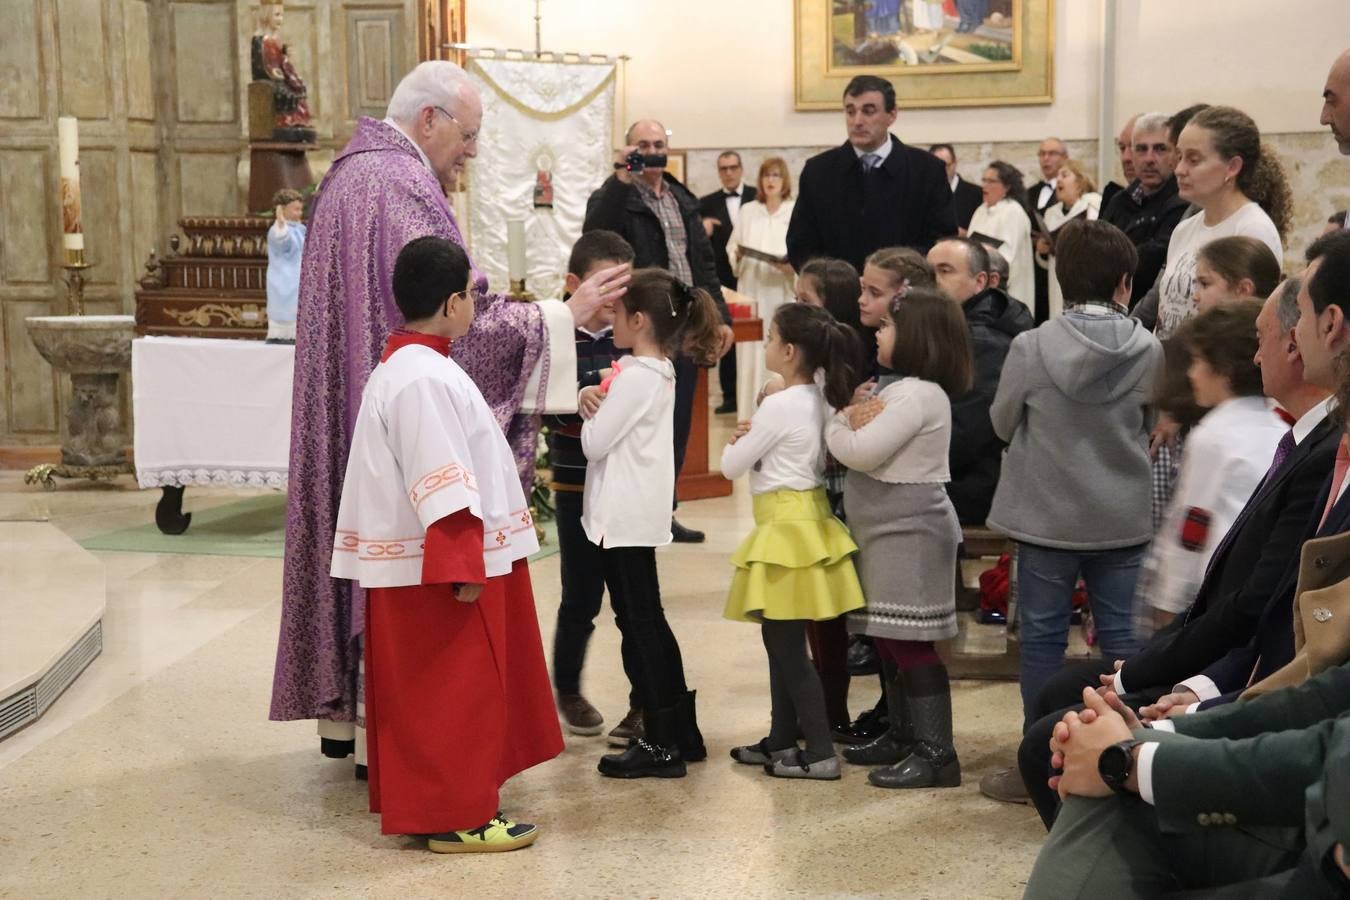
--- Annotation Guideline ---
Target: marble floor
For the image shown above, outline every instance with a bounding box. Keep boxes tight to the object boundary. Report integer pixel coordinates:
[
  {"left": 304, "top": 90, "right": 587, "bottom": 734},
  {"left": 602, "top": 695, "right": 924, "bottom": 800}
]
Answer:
[{"left": 0, "top": 466, "right": 1045, "bottom": 899}]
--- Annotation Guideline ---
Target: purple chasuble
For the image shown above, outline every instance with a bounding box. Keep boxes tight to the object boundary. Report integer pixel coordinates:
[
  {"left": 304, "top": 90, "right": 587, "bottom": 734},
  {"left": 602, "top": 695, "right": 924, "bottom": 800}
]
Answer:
[{"left": 269, "top": 117, "right": 547, "bottom": 723}]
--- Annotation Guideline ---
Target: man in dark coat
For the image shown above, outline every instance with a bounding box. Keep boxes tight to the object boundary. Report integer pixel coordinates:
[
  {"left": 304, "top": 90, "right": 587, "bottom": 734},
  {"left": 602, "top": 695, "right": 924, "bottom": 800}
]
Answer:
[
  {"left": 928, "top": 237, "right": 1033, "bottom": 526},
  {"left": 929, "top": 143, "right": 982, "bottom": 232},
  {"left": 787, "top": 75, "right": 955, "bottom": 272},
  {"left": 583, "top": 119, "right": 735, "bottom": 543},
  {"left": 699, "top": 151, "right": 756, "bottom": 414},
  {"left": 1100, "top": 112, "right": 1189, "bottom": 306}
]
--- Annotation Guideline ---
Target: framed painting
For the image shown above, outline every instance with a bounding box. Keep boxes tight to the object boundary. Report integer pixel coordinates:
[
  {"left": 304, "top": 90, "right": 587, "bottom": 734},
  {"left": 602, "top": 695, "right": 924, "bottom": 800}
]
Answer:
[{"left": 795, "top": 0, "right": 1054, "bottom": 110}]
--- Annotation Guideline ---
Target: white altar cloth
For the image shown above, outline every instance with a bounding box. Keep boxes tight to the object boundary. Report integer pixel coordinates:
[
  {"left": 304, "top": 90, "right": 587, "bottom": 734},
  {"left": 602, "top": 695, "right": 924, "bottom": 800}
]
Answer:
[{"left": 132, "top": 337, "right": 293, "bottom": 490}]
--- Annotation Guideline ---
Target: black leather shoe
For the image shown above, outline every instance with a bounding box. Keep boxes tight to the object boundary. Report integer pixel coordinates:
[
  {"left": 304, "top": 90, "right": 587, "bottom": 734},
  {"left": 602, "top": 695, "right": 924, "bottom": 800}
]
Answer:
[
  {"left": 671, "top": 519, "right": 705, "bottom": 543},
  {"left": 832, "top": 704, "right": 887, "bottom": 745},
  {"left": 714, "top": 402, "right": 737, "bottom": 415},
  {"left": 842, "top": 731, "right": 911, "bottom": 766},
  {"left": 846, "top": 635, "right": 880, "bottom": 676},
  {"left": 598, "top": 738, "right": 686, "bottom": 778}
]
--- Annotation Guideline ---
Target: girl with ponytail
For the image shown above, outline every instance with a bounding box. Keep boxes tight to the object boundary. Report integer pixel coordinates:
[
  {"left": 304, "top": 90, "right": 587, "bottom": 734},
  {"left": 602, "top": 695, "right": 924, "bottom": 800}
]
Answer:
[
  {"left": 720, "top": 302, "right": 868, "bottom": 781},
  {"left": 583, "top": 268, "right": 721, "bottom": 780}
]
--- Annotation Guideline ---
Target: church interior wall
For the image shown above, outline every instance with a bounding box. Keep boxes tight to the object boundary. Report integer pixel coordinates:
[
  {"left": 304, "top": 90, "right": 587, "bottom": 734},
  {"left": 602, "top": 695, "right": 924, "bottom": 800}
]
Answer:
[{"left": 2, "top": 0, "right": 1349, "bottom": 450}]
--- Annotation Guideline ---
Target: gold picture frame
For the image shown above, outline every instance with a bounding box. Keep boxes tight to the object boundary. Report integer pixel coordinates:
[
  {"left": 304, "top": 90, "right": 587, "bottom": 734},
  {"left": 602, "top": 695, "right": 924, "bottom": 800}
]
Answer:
[
  {"left": 795, "top": 0, "right": 1054, "bottom": 110},
  {"left": 664, "top": 151, "right": 688, "bottom": 185}
]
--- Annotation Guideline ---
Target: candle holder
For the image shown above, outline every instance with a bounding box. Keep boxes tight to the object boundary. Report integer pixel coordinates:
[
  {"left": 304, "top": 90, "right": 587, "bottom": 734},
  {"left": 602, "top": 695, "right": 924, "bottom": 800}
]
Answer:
[
  {"left": 508, "top": 278, "right": 536, "bottom": 302},
  {"left": 61, "top": 248, "right": 92, "bottom": 316}
]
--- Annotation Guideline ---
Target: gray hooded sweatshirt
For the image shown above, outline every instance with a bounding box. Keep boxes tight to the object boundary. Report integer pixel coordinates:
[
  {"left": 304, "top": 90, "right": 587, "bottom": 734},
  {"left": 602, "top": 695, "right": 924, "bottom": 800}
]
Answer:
[{"left": 986, "top": 309, "right": 1164, "bottom": 550}]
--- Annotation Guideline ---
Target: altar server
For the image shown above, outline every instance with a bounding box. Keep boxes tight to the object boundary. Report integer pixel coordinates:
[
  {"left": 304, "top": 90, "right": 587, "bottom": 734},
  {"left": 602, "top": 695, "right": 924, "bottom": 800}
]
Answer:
[
  {"left": 331, "top": 236, "right": 563, "bottom": 852},
  {"left": 270, "top": 60, "right": 631, "bottom": 756}
]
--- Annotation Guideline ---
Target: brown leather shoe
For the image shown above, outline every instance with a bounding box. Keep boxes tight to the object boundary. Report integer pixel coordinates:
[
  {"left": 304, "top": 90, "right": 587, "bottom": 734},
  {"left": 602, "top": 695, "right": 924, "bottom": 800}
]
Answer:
[
  {"left": 607, "top": 707, "right": 644, "bottom": 747},
  {"left": 557, "top": 693, "right": 604, "bottom": 736},
  {"left": 979, "top": 766, "right": 1030, "bottom": 804}
]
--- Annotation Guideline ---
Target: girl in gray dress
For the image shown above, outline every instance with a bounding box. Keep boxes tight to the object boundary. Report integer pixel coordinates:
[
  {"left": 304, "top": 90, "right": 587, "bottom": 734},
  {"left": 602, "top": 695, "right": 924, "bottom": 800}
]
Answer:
[{"left": 825, "top": 288, "right": 973, "bottom": 789}]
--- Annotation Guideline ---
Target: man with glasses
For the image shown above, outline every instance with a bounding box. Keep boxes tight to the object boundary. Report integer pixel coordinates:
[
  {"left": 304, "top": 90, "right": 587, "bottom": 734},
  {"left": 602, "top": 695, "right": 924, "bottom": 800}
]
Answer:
[
  {"left": 584, "top": 119, "right": 736, "bottom": 544},
  {"left": 699, "top": 151, "right": 757, "bottom": 415},
  {"left": 271, "top": 60, "right": 633, "bottom": 765},
  {"left": 786, "top": 75, "right": 955, "bottom": 273}
]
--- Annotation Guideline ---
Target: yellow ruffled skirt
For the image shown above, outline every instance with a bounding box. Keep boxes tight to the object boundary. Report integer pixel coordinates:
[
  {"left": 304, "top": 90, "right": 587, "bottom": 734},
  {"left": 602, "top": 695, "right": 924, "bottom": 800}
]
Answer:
[{"left": 723, "top": 488, "right": 866, "bottom": 623}]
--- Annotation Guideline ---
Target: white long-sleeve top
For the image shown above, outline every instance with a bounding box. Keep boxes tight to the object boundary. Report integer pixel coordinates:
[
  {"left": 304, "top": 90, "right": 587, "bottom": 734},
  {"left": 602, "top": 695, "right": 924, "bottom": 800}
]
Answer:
[
  {"left": 720, "top": 383, "right": 828, "bottom": 494},
  {"left": 1147, "top": 395, "right": 1287, "bottom": 614},
  {"left": 825, "top": 377, "right": 951, "bottom": 484},
  {"left": 969, "top": 198, "right": 1034, "bottom": 310},
  {"left": 581, "top": 355, "right": 675, "bottom": 548}
]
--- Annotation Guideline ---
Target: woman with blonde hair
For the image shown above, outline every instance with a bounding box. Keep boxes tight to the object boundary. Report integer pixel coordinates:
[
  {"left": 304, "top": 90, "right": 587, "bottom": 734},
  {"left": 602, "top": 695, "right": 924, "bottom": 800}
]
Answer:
[
  {"left": 1036, "top": 158, "right": 1102, "bottom": 319},
  {"left": 729, "top": 157, "right": 798, "bottom": 412}
]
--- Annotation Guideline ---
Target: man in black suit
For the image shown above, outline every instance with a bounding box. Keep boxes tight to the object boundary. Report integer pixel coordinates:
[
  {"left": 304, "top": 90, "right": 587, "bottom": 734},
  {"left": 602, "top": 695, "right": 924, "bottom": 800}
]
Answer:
[
  {"left": 929, "top": 143, "right": 981, "bottom": 232},
  {"left": 1026, "top": 137, "right": 1068, "bottom": 322},
  {"left": 786, "top": 75, "right": 955, "bottom": 272},
  {"left": 987, "top": 276, "right": 1339, "bottom": 821},
  {"left": 699, "top": 151, "right": 756, "bottom": 415}
]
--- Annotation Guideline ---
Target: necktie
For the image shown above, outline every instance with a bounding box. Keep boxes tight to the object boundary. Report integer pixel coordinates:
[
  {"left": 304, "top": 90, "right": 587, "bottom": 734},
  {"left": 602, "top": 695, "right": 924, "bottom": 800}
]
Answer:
[
  {"left": 1319, "top": 434, "right": 1350, "bottom": 532},
  {"left": 1194, "top": 429, "right": 1295, "bottom": 604},
  {"left": 724, "top": 190, "right": 738, "bottom": 197},
  {"left": 861, "top": 153, "right": 881, "bottom": 171}
]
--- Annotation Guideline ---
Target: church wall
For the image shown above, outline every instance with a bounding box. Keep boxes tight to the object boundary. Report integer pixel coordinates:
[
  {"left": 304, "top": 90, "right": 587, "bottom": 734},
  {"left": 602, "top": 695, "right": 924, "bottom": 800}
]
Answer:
[{"left": 0, "top": 0, "right": 417, "bottom": 451}]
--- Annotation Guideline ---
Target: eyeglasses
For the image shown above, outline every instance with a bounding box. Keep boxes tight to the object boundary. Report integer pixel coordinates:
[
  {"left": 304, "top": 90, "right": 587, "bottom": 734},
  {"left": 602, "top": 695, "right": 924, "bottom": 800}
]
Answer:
[
  {"left": 442, "top": 287, "right": 479, "bottom": 316},
  {"left": 434, "top": 106, "right": 479, "bottom": 144}
]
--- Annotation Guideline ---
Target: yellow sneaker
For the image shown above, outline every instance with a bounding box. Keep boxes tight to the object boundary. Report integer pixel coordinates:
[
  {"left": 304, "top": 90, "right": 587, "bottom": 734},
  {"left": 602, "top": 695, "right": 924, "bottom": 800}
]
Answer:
[{"left": 426, "top": 813, "right": 539, "bottom": 854}]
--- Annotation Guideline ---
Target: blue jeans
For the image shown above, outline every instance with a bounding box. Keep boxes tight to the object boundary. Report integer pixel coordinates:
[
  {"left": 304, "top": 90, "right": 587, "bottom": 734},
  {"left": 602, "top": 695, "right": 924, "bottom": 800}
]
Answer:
[{"left": 1015, "top": 542, "right": 1145, "bottom": 729}]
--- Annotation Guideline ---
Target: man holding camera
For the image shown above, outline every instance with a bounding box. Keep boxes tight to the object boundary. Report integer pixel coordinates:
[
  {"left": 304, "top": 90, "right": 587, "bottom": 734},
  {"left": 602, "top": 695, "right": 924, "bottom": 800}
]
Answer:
[{"left": 584, "top": 119, "right": 735, "bottom": 544}]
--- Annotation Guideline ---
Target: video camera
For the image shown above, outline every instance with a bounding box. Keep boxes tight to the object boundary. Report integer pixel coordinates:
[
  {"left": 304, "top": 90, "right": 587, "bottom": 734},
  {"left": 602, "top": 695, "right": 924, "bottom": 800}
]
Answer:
[{"left": 623, "top": 150, "right": 668, "bottom": 174}]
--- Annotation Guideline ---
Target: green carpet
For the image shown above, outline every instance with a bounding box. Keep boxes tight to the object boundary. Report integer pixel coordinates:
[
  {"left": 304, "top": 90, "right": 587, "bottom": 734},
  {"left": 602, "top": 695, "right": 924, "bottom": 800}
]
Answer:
[{"left": 79, "top": 494, "right": 560, "bottom": 563}]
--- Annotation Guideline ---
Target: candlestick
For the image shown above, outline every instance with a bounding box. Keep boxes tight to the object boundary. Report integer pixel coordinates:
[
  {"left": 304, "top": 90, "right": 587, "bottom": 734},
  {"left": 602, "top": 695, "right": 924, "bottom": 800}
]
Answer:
[
  {"left": 58, "top": 116, "right": 84, "bottom": 259},
  {"left": 506, "top": 219, "right": 526, "bottom": 281}
]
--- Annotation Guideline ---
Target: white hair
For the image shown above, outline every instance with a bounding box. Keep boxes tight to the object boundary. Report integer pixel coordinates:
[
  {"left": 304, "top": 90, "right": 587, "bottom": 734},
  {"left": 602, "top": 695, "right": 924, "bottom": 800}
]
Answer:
[
  {"left": 1132, "top": 112, "right": 1171, "bottom": 139},
  {"left": 386, "top": 61, "right": 477, "bottom": 124}
]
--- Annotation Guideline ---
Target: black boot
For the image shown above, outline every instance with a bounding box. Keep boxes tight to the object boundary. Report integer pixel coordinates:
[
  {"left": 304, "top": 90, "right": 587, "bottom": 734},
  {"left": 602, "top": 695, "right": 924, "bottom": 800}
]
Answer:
[
  {"left": 673, "top": 690, "right": 707, "bottom": 762},
  {"left": 868, "top": 664, "right": 960, "bottom": 789},
  {"left": 846, "top": 634, "right": 880, "bottom": 676},
  {"left": 843, "top": 660, "right": 913, "bottom": 765},
  {"left": 597, "top": 706, "right": 686, "bottom": 779}
]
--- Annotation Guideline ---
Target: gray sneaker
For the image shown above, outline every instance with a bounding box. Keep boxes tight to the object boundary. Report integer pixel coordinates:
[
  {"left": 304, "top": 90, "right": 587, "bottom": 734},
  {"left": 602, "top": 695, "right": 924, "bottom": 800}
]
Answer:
[
  {"left": 607, "top": 707, "right": 644, "bottom": 747},
  {"left": 766, "top": 750, "right": 841, "bottom": 781},
  {"left": 979, "top": 766, "right": 1030, "bottom": 804}
]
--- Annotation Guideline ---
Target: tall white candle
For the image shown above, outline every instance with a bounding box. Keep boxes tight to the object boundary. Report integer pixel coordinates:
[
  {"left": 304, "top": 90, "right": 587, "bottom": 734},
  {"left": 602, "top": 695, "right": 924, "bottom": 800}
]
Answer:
[
  {"left": 58, "top": 116, "right": 83, "bottom": 252},
  {"left": 506, "top": 219, "right": 526, "bottom": 281}
]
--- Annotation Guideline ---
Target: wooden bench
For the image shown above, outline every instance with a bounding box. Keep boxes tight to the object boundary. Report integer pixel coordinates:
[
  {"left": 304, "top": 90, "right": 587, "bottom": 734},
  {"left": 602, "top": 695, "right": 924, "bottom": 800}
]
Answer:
[{"left": 944, "top": 525, "right": 1019, "bottom": 681}]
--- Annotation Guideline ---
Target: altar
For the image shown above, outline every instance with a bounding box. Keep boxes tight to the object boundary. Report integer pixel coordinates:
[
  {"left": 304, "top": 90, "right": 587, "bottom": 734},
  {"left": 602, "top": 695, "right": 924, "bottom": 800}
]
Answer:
[{"left": 132, "top": 336, "right": 294, "bottom": 532}]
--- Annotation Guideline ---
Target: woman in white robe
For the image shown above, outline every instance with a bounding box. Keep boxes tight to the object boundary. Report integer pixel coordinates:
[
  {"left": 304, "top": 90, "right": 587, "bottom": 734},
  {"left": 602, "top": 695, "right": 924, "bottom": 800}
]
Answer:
[
  {"left": 968, "top": 161, "right": 1034, "bottom": 311},
  {"left": 1036, "top": 159, "right": 1102, "bottom": 319},
  {"left": 727, "top": 157, "right": 797, "bottom": 415}
]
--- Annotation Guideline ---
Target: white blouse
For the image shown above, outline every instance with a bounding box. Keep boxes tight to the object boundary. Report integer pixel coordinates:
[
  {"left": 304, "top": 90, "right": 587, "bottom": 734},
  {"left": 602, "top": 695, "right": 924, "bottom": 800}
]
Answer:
[
  {"left": 1038, "top": 192, "right": 1102, "bottom": 319},
  {"left": 969, "top": 198, "right": 1034, "bottom": 312},
  {"left": 720, "top": 383, "right": 828, "bottom": 495}
]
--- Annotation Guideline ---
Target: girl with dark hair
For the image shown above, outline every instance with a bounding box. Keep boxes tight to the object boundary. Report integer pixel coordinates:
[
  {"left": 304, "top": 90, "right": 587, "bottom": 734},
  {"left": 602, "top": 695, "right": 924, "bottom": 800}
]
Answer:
[
  {"left": 825, "top": 288, "right": 974, "bottom": 790},
  {"left": 583, "top": 268, "right": 722, "bottom": 779},
  {"left": 1193, "top": 235, "right": 1282, "bottom": 312},
  {"left": 721, "top": 303, "right": 867, "bottom": 780},
  {"left": 968, "top": 161, "right": 1035, "bottom": 307}
]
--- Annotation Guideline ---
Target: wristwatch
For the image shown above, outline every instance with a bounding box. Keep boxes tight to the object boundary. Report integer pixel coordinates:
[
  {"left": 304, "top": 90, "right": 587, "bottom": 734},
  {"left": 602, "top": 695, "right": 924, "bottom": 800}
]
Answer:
[{"left": 1097, "top": 739, "right": 1144, "bottom": 795}]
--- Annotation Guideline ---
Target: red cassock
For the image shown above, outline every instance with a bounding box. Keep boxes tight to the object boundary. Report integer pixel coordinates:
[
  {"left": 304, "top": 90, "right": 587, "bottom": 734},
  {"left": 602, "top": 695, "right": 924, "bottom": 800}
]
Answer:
[{"left": 363, "top": 509, "right": 564, "bottom": 835}]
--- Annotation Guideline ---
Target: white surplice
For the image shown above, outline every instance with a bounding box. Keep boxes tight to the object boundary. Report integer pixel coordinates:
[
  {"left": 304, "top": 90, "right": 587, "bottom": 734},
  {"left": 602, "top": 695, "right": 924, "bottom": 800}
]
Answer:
[
  {"left": 331, "top": 343, "right": 539, "bottom": 589},
  {"left": 968, "top": 198, "right": 1034, "bottom": 311},
  {"left": 727, "top": 198, "right": 796, "bottom": 415}
]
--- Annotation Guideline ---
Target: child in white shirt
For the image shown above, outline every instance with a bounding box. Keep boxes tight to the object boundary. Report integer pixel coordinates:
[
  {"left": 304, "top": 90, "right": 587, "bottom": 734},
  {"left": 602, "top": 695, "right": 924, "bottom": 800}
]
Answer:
[
  {"left": 582, "top": 268, "right": 723, "bottom": 779},
  {"left": 721, "top": 303, "right": 866, "bottom": 780}
]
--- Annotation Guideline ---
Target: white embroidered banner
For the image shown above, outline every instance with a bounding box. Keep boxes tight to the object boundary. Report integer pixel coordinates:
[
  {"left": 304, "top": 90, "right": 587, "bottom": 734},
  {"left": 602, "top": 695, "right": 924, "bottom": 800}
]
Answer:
[{"left": 466, "top": 58, "right": 616, "bottom": 300}]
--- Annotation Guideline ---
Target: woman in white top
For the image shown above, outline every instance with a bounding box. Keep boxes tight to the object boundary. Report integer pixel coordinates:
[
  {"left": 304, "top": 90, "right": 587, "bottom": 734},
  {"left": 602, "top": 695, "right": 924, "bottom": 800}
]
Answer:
[
  {"left": 1035, "top": 159, "right": 1101, "bottom": 319},
  {"left": 968, "top": 161, "right": 1034, "bottom": 311},
  {"left": 1154, "top": 106, "right": 1292, "bottom": 340},
  {"left": 729, "top": 157, "right": 797, "bottom": 414}
]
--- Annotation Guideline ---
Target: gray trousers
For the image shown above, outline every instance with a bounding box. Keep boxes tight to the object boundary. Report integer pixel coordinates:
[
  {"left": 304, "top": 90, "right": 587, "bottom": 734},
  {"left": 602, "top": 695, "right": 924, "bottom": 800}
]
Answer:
[{"left": 1024, "top": 795, "right": 1302, "bottom": 899}]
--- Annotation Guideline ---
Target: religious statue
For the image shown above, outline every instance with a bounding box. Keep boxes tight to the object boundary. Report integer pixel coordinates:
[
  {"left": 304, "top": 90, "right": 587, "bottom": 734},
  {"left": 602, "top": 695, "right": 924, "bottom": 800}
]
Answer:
[{"left": 251, "top": 0, "right": 316, "bottom": 143}]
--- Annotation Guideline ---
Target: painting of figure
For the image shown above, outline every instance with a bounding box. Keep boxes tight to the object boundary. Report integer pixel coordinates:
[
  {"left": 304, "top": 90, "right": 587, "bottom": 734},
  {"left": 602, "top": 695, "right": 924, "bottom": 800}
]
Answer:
[{"left": 832, "top": 0, "right": 1014, "bottom": 69}]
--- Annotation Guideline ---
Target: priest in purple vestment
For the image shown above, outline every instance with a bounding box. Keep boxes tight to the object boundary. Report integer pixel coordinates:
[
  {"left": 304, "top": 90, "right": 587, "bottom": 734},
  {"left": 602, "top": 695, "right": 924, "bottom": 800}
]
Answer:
[{"left": 268, "top": 61, "right": 631, "bottom": 744}]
